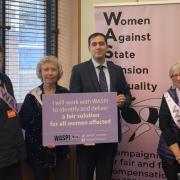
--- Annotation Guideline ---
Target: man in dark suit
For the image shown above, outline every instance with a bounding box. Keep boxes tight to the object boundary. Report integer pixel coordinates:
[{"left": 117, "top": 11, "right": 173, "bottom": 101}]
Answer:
[{"left": 70, "top": 32, "right": 132, "bottom": 180}]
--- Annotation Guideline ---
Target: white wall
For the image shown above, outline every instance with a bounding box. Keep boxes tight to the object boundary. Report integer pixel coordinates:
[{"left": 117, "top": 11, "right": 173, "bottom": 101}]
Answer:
[
  {"left": 57, "top": 0, "right": 80, "bottom": 88},
  {"left": 81, "top": 0, "right": 169, "bottom": 61}
]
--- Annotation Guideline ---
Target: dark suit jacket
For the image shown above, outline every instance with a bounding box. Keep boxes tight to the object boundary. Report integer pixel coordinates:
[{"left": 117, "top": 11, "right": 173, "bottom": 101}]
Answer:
[{"left": 70, "top": 59, "right": 132, "bottom": 141}]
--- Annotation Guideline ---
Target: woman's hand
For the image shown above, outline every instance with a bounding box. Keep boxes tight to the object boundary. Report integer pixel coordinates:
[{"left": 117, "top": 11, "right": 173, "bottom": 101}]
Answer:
[
  {"left": 169, "top": 143, "right": 180, "bottom": 163},
  {"left": 46, "top": 144, "right": 56, "bottom": 148}
]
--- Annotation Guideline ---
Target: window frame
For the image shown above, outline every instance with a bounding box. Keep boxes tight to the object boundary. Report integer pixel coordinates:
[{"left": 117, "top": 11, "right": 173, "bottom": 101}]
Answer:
[
  {"left": 0, "top": 0, "right": 57, "bottom": 73},
  {"left": 0, "top": 0, "right": 58, "bottom": 102}
]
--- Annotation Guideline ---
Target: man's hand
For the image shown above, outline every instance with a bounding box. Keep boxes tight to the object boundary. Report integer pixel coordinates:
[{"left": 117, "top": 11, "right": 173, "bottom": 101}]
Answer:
[{"left": 116, "top": 94, "right": 126, "bottom": 107}]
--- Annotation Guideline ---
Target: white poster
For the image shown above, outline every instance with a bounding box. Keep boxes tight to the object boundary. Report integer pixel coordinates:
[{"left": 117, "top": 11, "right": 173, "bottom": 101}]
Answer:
[{"left": 95, "top": 2, "right": 180, "bottom": 180}]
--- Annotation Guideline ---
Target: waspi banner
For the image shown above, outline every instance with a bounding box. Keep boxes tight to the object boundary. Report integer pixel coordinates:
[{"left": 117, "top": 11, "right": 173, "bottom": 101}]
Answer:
[{"left": 95, "top": 2, "right": 180, "bottom": 180}]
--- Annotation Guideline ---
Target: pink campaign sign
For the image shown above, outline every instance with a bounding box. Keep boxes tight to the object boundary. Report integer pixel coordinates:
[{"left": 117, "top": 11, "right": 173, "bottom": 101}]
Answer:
[
  {"left": 42, "top": 92, "right": 118, "bottom": 146},
  {"left": 95, "top": 2, "right": 180, "bottom": 180}
]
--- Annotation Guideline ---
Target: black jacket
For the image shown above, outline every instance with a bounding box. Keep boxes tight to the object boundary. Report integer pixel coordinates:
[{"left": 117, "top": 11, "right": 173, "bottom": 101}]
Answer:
[
  {"left": 20, "top": 84, "right": 69, "bottom": 167},
  {"left": 157, "top": 88, "right": 180, "bottom": 164},
  {"left": 0, "top": 73, "right": 26, "bottom": 168},
  {"left": 70, "top": 59, "right": 132, "bottom": 142}
]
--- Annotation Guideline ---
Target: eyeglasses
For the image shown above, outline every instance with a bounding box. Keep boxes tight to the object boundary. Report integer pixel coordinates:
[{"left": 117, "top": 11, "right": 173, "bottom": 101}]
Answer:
[{"left": 171, "top": 73, "right": 180, "bottom": 79}]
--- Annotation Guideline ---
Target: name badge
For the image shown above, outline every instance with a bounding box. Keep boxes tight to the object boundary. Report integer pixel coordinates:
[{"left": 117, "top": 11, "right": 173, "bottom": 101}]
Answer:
[{"left": 7, "top": 110, "right": 16, "bottom": 119}]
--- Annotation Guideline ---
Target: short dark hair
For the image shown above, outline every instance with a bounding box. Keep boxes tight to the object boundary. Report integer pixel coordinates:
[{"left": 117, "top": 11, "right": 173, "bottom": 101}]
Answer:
[{"left": 88, "top": 32, "right": 107, "bottom": 46}]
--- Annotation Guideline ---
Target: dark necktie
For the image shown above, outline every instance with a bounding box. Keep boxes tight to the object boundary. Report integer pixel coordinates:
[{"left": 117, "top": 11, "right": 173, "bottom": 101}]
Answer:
[{"left": 97, "top": 65, "right": 108, "bottom": 92}]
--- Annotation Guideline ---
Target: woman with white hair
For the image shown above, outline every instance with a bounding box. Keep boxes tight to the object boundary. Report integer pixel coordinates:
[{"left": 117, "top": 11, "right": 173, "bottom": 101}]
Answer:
[
  {"left": 158, "top": 62, "right": 180, "bottom": 180},
  {"left": 20, "top": 56, "right": 69, "bottom": 180}
]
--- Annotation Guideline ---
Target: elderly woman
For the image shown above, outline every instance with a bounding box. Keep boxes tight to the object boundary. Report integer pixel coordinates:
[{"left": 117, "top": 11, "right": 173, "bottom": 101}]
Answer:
[
  {"left": 20, "top": 56, "right": 69, "bottom": 180},
  {"left": 158, "top": 62, "right": 180, "bottom": 180}
]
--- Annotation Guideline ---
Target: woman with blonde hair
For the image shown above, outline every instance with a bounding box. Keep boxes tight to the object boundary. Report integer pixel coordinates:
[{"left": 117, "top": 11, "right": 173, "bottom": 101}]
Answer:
[{"left": 20, "top": 56, "right": 69, "bottom": 180}]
